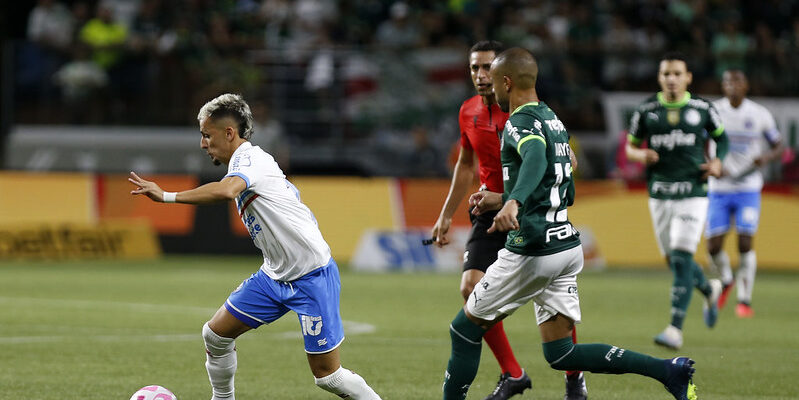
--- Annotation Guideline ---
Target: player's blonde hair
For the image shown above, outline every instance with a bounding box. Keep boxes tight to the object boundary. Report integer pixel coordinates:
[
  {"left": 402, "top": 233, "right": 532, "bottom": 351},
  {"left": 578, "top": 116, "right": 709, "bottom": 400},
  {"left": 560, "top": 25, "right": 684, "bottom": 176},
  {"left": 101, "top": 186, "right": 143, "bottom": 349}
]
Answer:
[{"left": 197, "top": 93, "right": 254, "bottom": 140}]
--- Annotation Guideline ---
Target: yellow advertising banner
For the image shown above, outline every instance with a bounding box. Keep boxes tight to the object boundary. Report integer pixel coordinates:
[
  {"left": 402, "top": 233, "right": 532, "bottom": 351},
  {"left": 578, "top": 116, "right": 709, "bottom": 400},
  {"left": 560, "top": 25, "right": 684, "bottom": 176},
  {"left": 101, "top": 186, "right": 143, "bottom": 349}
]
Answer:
[
  {"left": 0, "top": 172, "right": 95, "bottom": 225},
  {"left": 0, "top": 220, "right": 161, "bottom": 261}
]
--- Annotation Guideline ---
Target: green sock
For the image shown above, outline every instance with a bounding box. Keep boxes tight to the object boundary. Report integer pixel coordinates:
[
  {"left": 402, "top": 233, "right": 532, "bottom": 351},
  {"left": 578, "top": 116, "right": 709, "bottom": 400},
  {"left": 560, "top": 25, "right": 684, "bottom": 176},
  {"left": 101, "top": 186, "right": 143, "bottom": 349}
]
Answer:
[
  {"left": 443, "top": 309, "right": 485, "bottom": 400},
  {"left": 691, "top": 260, "right": 711, "bottom": 297},
  {"left": 542, "top": 337, "right": 668, "bottom": 383},
  {"left": 669, "top": 250, "right": 693, "bottom": 329}
]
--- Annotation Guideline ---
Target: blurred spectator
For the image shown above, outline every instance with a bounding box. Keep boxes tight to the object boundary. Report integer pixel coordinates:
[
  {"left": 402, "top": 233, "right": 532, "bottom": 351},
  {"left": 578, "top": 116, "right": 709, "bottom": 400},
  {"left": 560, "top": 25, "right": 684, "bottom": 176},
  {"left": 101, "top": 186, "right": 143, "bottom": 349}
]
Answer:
[
  {"left": 405, "top": 125, "right": 447, "bottom": 177},
  {"left": 27, "top": 0, "right": 74, "bottom": 52},
  {"left": 102, "top": 0, "right": 142, "bottom": 29},
  {"left": 631, "top": 24, "right": 667, "bottom": 81},
  {"left": 375, "top": 2, "right": 423, "bottom": 51},
  {"left": 52, "top": 44, "right": 108, "bottom": 124},
  {"left": 749, "top": 22, "right": 782, "bottom": 95},
  {"left": 260, "top": 0, "right": 292, "bottom": 47},
  {"left": 600, "top": 15, "right": 636, "bottom": 89},
  {"left": 710, "top": 16, "right": 751, "bottom": 78},
  {"left": 79, "top": 2, "right": 128, "bottom": 70},
  {"left": 251, "top": 100, "right": 290, "bottom": 172}
]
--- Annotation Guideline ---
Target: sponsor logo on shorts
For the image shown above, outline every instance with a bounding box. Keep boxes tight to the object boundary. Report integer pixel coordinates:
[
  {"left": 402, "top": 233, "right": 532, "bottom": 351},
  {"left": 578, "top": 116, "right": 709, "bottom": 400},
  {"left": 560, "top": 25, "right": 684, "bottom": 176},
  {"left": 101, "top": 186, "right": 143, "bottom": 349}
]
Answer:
[{"left": 317, "top": 338, "right": 327, "bottom": 346}]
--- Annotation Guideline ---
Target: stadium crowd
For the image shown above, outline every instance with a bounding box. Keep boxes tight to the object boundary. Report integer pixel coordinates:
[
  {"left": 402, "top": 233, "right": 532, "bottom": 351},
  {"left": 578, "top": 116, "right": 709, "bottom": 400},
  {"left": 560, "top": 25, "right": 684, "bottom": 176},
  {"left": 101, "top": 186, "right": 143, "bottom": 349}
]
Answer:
[{"left": 9, "top": 0, "right": 799, "bottom": 175}]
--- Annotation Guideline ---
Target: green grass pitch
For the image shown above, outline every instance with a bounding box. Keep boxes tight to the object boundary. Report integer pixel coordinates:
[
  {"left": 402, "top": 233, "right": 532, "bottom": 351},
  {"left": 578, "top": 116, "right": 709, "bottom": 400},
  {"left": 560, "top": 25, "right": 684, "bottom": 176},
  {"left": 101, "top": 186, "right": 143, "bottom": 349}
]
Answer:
[{"left": 1, "top": 256, "right": 798, "bottom": 399}]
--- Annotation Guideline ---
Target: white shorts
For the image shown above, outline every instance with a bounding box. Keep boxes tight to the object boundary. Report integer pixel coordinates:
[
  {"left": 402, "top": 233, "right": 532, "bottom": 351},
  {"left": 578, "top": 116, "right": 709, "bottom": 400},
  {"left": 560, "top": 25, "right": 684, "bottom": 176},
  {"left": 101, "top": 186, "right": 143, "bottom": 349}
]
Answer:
[
  {"left": 466, "top": 246, "right": 583, "bottom": 326},
  {"left": 648, "top": 197, "right": 708, "bottom": 255}
]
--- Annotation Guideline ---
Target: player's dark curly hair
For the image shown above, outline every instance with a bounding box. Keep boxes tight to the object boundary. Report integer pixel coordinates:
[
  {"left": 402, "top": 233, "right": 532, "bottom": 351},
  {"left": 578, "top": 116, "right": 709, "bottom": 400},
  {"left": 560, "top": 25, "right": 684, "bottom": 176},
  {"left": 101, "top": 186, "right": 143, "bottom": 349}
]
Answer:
[
  {"left": 660, "top": 51, "right": 690, "bottom": 71},
  {"left": 197, "top": 93, "right": 254, "bottom": 140},
  {"left": 470, "top": 40, "right": 505, "bottom": 55}
]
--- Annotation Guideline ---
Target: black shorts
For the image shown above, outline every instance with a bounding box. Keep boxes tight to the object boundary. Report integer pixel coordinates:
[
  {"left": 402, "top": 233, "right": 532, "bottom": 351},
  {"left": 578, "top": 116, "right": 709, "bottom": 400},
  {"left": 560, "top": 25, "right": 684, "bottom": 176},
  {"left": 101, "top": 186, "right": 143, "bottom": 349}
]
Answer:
[{"left": 463, "top": 207, "right": 507, "bottom": 272}]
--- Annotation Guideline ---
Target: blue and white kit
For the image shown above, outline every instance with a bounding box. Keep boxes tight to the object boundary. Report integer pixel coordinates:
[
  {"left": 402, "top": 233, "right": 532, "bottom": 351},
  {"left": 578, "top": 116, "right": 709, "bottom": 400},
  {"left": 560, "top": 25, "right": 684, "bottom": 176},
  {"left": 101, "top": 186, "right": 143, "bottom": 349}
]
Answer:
[
  {"left": 707, "top": 98, "right": 780, "bottom": 237},
  {"left": 222, "top": 142, "right": 344, "bottom": 353}
]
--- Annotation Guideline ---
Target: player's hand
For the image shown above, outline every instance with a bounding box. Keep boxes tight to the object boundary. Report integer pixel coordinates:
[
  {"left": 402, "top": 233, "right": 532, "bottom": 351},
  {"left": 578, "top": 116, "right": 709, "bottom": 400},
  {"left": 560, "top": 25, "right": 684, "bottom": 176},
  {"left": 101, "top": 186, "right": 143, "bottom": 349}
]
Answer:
[
  {"left": 642, "top": 149, "right": 659, "bottom": 165},
  {"left": 431, "top": 216, "right": 452, "bottom": 248},
  {"left": 469, "top": 191, "right": 503, "bottom": 215},
  {"left": 128, "top": 171, "right": 167, "bottom": 202},
  {"left": 753, "top": 155, "right": 767, "bottom": 167},
  {"left": 487, "top": 200, "right": 520, "bottom": 233},
  {"left": 700, "top": 158, "right": 723, "bottom": 179}
]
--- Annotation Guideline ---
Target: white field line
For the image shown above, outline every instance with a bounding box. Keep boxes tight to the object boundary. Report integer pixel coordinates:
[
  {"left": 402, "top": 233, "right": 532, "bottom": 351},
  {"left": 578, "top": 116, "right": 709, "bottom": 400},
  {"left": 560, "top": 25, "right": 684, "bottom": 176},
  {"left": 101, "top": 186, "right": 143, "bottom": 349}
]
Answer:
[
  {"left": 0, "top": 296, "right": 376, "bottom": 344},
  {"left": 0, "top": 296, "right": 217, "bottom": 315}
]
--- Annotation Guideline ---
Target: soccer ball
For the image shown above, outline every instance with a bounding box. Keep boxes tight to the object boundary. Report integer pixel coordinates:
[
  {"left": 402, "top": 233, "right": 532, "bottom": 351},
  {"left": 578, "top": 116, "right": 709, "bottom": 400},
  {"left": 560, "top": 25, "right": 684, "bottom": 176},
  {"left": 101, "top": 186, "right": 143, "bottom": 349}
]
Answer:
[{"left": 129, "top": 385, "right": 177, "bottom": 400}]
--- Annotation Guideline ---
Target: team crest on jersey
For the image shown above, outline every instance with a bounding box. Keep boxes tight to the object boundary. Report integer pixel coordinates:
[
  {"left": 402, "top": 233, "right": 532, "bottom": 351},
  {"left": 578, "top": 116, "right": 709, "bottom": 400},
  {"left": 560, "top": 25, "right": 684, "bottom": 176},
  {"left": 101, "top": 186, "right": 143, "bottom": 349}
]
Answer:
[
  {"left": 684, "top": 109, "right": 701, "bottom": 126},
  {"left": 513, "top": 236, "right": 523, "bottom": 245},
  {"left": 667, "top": 109, "right": 680, "bottom": 125}
]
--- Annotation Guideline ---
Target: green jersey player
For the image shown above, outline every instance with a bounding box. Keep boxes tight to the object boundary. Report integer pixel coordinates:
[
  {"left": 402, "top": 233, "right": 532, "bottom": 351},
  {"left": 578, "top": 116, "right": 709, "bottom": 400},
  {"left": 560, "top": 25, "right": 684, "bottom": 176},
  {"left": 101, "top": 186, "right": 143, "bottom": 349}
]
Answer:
[
  {"left": 626, "top": 52, "right": 729, "bottom": 350},
  {"left": 442, "top": 47, "right": 698, "bottom": 400}
]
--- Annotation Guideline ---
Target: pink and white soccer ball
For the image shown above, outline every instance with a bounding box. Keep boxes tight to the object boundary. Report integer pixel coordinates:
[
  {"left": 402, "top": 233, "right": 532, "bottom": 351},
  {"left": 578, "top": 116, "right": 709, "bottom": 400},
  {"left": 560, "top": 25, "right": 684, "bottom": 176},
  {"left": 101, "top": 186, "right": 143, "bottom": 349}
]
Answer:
[{"left": 129, "top": 385, "right": 177, "bottom": 400}]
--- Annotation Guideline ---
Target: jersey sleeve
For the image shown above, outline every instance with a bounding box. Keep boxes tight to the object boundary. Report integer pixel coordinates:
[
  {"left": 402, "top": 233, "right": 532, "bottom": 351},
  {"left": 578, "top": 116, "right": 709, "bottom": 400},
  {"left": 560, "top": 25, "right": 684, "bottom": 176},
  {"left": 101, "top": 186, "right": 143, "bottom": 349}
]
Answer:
[
  {"left": 627, "top": 107, "right": 646, "bottom": 146},
  {"left": 507, "top": 113, "right": 548, "bottom": 205},
  {"left": 706, "top": 102, "right": 725, "bottom": 138},
  {"left": 506, "top": 112, "right": 546, "bottom": 154},
  {"left": 707, "top": 103, "right": 729, "bottom": 159},
  {"left": 761, "top": 108, "right": 782, "bottom": 145},
  {"left": 225, "top": 152, "right": 258, "bottom": 190}
]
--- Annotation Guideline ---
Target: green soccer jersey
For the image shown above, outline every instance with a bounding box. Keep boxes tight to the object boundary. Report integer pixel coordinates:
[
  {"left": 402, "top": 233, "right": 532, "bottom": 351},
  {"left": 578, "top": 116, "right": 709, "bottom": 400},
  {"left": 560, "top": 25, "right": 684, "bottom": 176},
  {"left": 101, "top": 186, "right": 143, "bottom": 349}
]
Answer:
[
  {"left": 628, "top": 92, "right": 727, "bottom": 199},
  {"left": 500, "top": 101, "right": 580, "bottom": 256}
]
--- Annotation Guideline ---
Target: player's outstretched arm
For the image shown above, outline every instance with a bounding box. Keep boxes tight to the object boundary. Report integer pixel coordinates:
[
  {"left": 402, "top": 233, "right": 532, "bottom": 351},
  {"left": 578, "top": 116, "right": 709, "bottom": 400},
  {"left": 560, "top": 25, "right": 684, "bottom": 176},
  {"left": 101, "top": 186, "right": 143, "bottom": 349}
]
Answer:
[
  {"left": 432, "top": 146, "right": 476, "bottom": 247},
  {"left": 128, "top": 172, "right": 246, "bottom": 204}
]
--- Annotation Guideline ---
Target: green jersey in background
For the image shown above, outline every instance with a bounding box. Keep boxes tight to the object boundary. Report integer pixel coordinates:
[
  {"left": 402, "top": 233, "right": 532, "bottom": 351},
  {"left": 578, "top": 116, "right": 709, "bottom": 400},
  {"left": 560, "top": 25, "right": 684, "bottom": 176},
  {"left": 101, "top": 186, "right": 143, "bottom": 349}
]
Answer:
[{"left": 628, "top": 92, "right": 727, "bottom": 199}]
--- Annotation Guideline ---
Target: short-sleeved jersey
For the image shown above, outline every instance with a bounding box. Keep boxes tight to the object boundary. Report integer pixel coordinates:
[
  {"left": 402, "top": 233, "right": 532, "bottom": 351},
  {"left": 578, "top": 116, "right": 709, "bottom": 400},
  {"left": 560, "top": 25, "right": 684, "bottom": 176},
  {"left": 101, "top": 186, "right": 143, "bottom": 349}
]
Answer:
[
  {"left": 226, "top": 142, "right": 331, "bottom": 281},
  {"left": 500, "top": 101, "right": 580, "bottom": 256},
  {"left": 709, "top": 98, "right": 781, "bottom": 193},
  {"left": 459, "top": 95, "right": 508, "bottom": 192},
  {"left": 628, "top": 92, "right": 725, "bottom": 199}
]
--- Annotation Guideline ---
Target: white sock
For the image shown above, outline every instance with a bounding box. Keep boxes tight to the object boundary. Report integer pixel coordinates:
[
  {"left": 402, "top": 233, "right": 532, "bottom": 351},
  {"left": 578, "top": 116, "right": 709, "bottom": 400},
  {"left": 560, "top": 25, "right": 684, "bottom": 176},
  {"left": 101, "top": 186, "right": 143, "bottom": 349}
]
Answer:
[
  {"left": 709, "top": 251, "right": 733, "bottom": 285},
  {"left": 737, "top": 251, "right": 757, "bottom": 304},
  {"left": 203, "top": 322, "right": 236, "bottom": 400},
  {"left": 314, "top": 366, "right": 382, "bottom": 400}
]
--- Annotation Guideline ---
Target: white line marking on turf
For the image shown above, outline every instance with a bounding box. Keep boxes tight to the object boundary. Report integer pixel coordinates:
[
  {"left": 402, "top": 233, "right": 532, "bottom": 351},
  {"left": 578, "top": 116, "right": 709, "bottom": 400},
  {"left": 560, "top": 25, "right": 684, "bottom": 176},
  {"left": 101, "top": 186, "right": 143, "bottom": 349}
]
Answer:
[
  {"left": 0, "top": 321, "right": 377, "bottom": 344},
  {"left": 0, "top": 296, "right": 377, "bottom": 344},
  {"left": 0, "top": 296, "right": 217, "bottom": 315}
]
